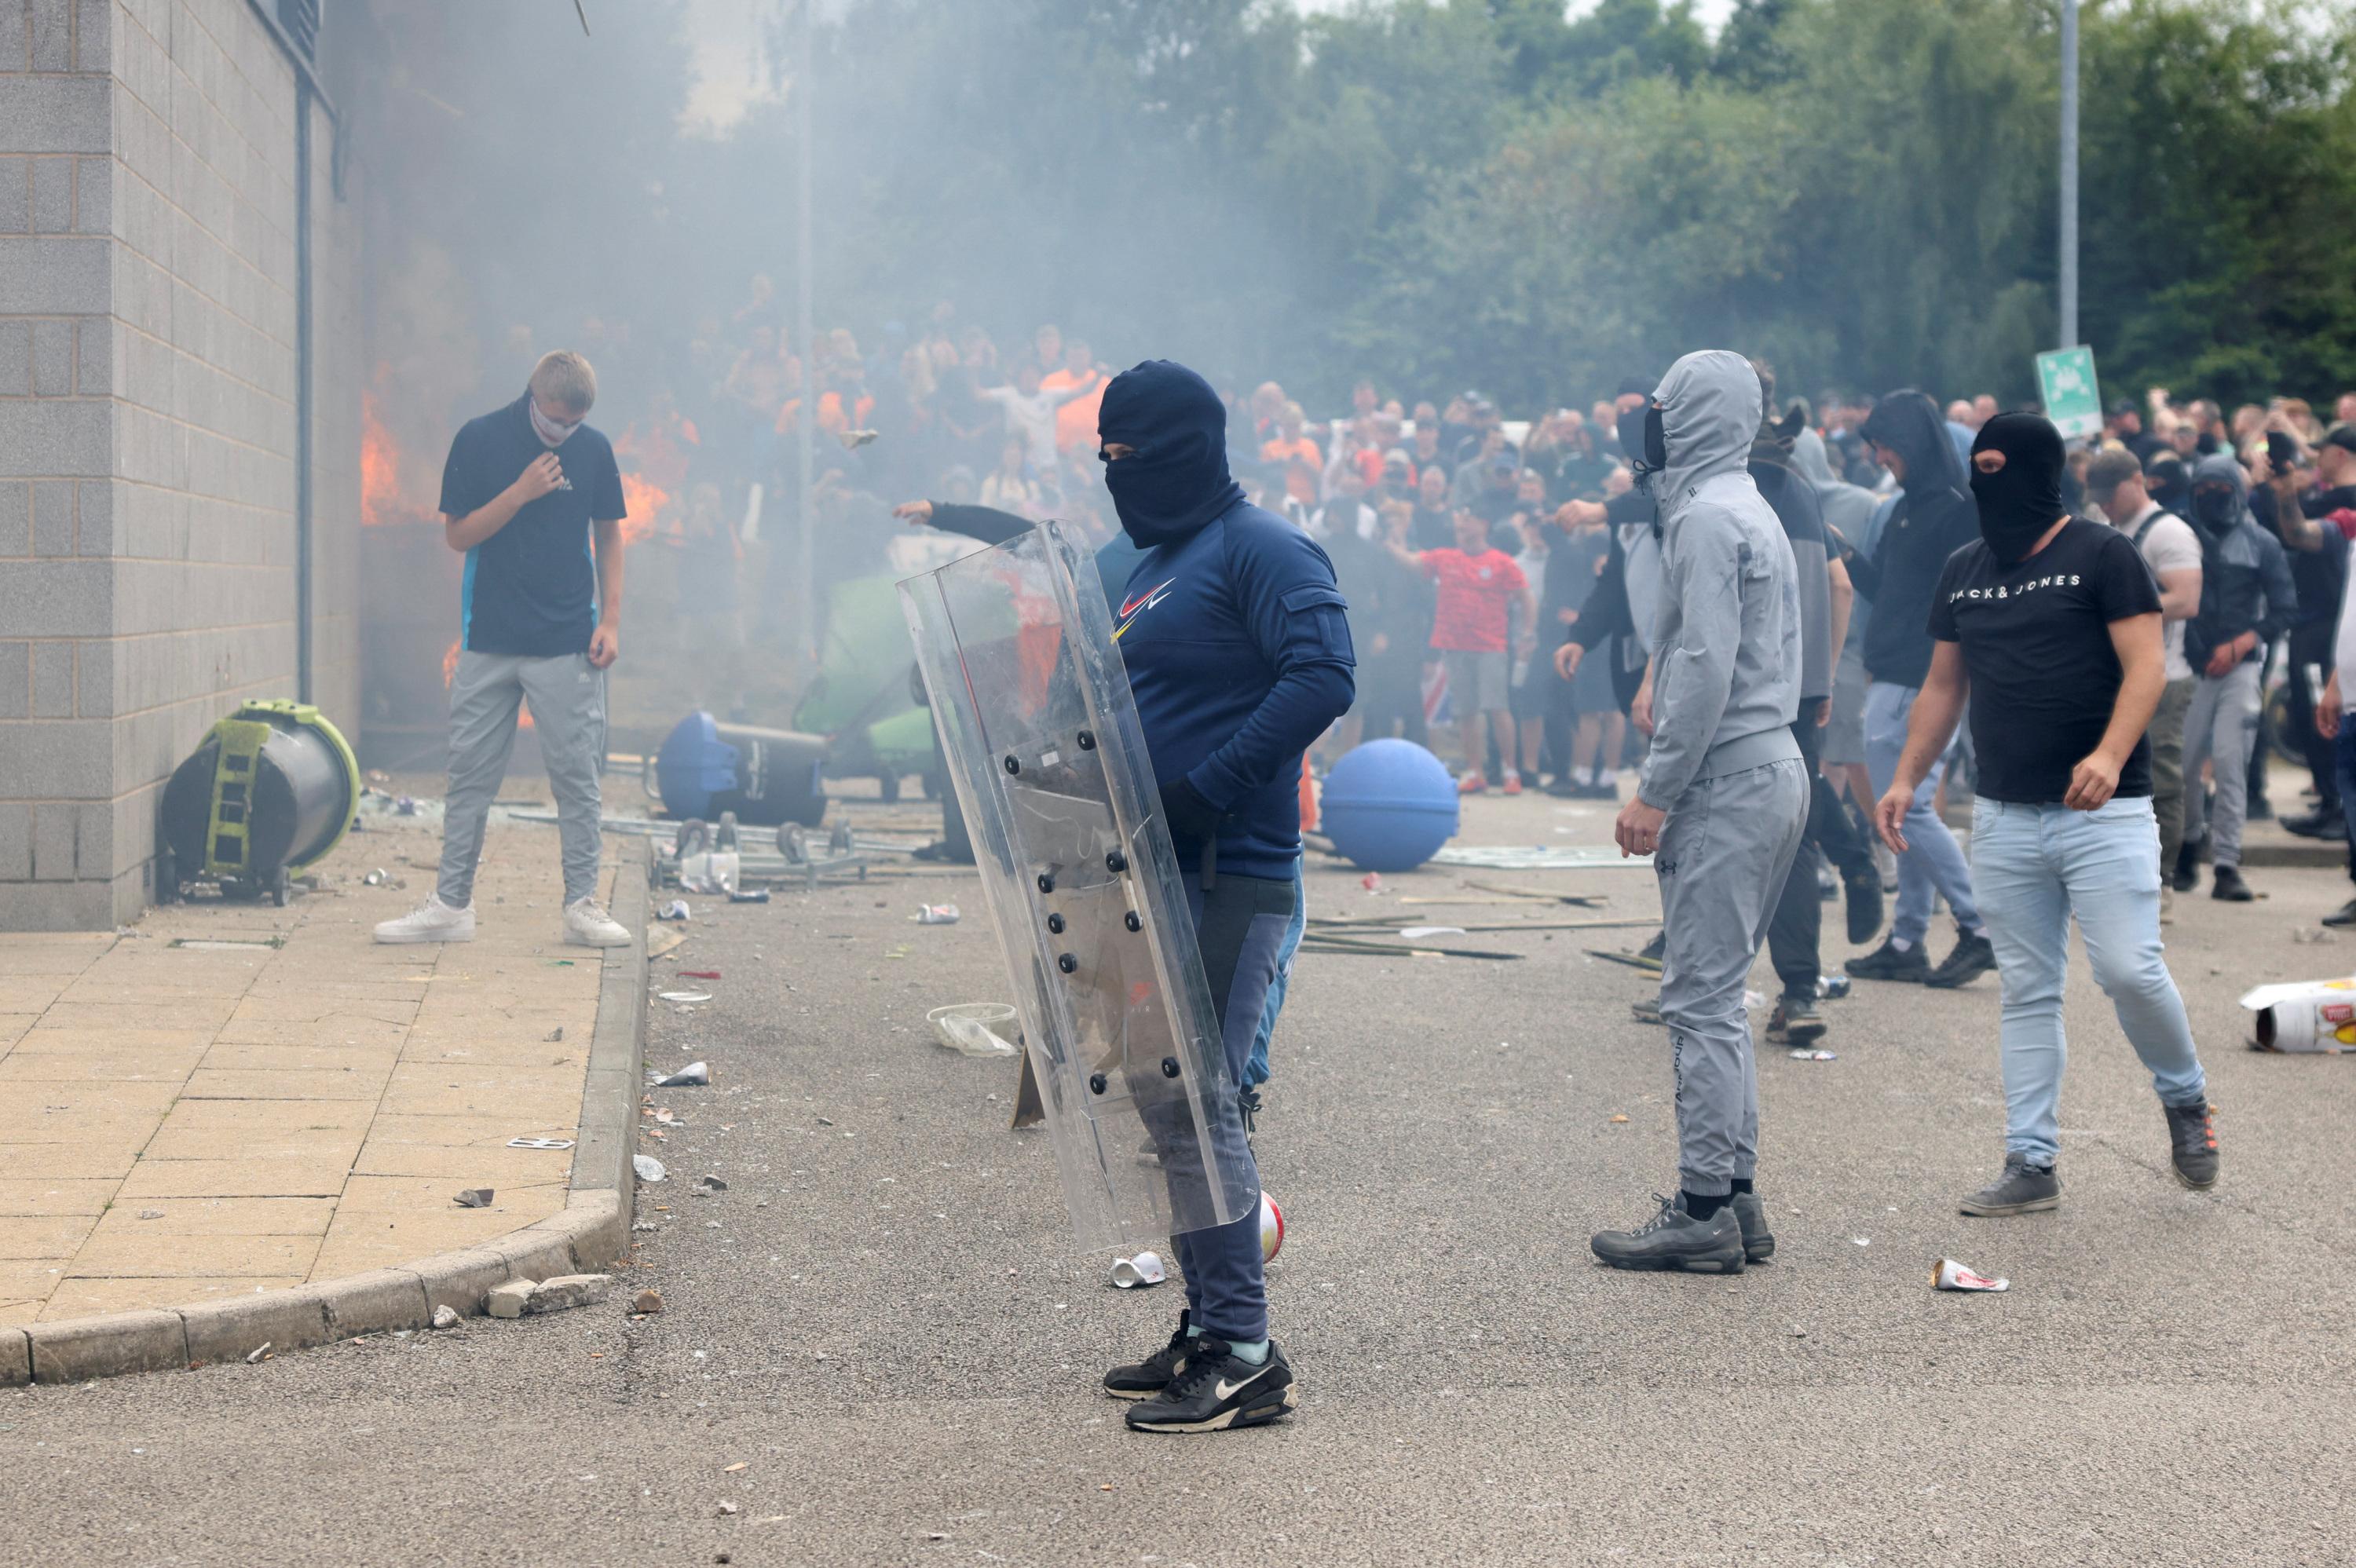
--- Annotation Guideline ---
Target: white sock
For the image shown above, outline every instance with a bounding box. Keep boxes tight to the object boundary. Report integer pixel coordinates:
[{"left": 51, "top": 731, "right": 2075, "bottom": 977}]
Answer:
[{"left": 1890, "top": 937, "right": 1914, "bottom": 952}]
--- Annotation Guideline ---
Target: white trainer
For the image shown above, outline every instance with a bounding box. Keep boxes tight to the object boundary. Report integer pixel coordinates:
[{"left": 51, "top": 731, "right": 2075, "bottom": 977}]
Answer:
[
  {"left": 374, "top": 894, "right": 476, "bottom": 945},
  {"left": 563, "top": 896, "right": 631, "bottom": 948}
]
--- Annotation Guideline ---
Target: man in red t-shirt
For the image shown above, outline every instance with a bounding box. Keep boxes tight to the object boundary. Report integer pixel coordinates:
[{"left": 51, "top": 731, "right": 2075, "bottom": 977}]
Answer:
[{"left": 1391, "top": 509, "right": 1535, "bottom": 793}]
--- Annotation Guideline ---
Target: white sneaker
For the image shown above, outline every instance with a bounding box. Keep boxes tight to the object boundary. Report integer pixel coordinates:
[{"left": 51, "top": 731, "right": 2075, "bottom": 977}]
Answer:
[
  {"left": 374, "top": 895, "right": 475, "bottom": 945},
  {"left": 563, "top": 896, "right": 631, "bottom": 948}
]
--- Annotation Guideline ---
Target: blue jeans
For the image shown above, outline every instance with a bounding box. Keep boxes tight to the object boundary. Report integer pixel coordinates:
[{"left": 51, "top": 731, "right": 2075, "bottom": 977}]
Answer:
[
  {"left": 1969, "top": 795, "right": 2208, "bottom": 1166},
  {"left": 1246, "top": 860, "right": 1307, "bottom": 1089},
  {"left": 2335, "top": 723, "right": 2356, "bottom": 886},
  {"left": 1863, "top": 682, "right": 1981, "bottom": 945}
]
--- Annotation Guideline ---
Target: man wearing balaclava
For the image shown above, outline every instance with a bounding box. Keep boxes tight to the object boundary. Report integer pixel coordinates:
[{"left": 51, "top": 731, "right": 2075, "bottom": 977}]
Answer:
[
  {"left": 1875, "top": 412, "right": 2217, "bottom": 1215},
  {"left": 1089, "top": 360, "right": 1354, "bottom": 1432},
  {"left": 2174, "top": 451, "right": 2297, "bottom": 901},
  {"left": 1586, "top": 350, "right": 1808, "bottom": 1276},
  {"left": 1838, "top": 390, "right": 1995, "bottom": 989}
]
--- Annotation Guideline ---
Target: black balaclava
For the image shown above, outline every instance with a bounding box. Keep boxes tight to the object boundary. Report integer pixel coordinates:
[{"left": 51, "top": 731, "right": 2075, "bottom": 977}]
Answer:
[
  {"left": 2146, "top": 451, "right": 2190, "bottom": 517},
  {"left": 1095, "top": 360, "right": 1246, "bottom": 548},
  {"left": 2186, "top": 451, "right": 2252, "bottom": 543},
  {"left": 1968, "top": 412, "right": 2066, "bottom": 565},
  {"left": 1616, "top": 403, "right": 1663, "bottom": 487}
]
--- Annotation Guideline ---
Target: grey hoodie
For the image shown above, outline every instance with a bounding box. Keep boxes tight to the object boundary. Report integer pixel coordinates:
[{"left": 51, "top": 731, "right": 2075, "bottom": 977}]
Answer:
[{"left": 1638, "top": 350, "right": 1804, "bottom": 810}]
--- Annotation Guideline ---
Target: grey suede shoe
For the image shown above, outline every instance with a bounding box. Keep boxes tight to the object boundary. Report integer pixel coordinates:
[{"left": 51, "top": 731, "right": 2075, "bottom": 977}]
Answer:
[
  {"left": 1591, "top": 1194, "right": 1746, "bottom": 1274},
  {"left": 1959, "top": 1153, "right": 2062, "bottom": 1217}
]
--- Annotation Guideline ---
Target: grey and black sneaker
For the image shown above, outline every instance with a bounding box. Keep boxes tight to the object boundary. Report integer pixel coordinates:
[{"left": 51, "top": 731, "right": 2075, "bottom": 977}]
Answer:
[
  {"left": 1103, "top": 1310, "right": 1194, "bottom": 1401},
  {"left": 1766, "top": 996, "right": 1827, "bottom": 1047},
  {"left": 2163, "top": 1098, "right": 2219, "bottom": 1190},
  {"left": 2211, "top": 864, "right": 2255, "bottom": 903},
  {"left": 1925, "top": 931, "right": 1997, "bottom": 989},
  {"left": 1842, "top": 868, "right": 1886, "bottom": 945},
  {"left": 1590, "top": 1194, "right": 1747, "bottom": 1274},
  {"left": 1729, "top": 1190, "right": 1775, "bottom": 1263},
  {"left": 1846, "top": 938, "right": 1930, "bottom": 983},
  {"left": 1959, "top": 1153, "right": 2062, "bottom": 1217},
  {"left": 1124, "top": 1337, "right": 1297, "bottom": 1433}
]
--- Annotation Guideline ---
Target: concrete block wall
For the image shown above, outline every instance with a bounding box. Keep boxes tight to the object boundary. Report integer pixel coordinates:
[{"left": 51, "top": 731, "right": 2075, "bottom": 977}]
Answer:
[{"left": 0, "top": 0, "right": 358, "bottom": 930}]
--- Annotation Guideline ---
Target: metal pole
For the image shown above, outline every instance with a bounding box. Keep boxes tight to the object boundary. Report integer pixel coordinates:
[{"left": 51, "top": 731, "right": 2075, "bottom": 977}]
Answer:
[
  {"left": 2058, "top": 0, "right": 2079, "bottom": 349},
  {"left": 796, "top": 0, "right": 816, "bottom": 663}
]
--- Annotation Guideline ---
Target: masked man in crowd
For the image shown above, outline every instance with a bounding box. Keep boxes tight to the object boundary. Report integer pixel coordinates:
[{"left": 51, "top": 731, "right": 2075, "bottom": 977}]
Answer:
[
  {"left": 1587, "top": 350, "right": 1808, "bottom": 1275},
  {"left": 1875, "top": 413, "right": 2217, "bottom": 1215}
]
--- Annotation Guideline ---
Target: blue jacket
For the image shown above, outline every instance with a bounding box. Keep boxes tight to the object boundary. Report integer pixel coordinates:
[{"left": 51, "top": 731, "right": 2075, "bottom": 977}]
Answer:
[{"left": 1116, "top": 500, "right": 1355, "bottom": 879}]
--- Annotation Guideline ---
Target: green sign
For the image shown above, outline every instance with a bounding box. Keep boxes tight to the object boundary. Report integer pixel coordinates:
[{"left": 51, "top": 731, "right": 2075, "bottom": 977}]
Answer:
[{"left": 2036, "top": 345, "right": 2102, "bottom": 440}]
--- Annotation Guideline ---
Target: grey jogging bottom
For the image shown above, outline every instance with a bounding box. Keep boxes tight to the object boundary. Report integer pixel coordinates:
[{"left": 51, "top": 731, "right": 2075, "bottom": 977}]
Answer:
[
  {"left": 1654, "top": 758, "right": 1809, "bottom": 1197},
  {"left": 437, "top": 649, "right": 606, "bottom": 908}
]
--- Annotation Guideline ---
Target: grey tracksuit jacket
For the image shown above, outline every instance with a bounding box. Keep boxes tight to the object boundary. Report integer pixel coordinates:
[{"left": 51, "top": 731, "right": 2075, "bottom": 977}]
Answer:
[{"left": 1637, "top": 353, "right": 1805, "bottom": 812}]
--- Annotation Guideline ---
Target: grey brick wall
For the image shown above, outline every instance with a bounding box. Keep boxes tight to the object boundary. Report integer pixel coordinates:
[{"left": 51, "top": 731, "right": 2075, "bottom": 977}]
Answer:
[{"left": 0, "top": 0, "right": 360, "bottom": 930}]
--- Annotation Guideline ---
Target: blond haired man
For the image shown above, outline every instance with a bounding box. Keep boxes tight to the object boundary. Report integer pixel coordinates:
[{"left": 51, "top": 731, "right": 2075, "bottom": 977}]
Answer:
[{"left": 376, "top": 352, "right": 633, "bottom": 948}]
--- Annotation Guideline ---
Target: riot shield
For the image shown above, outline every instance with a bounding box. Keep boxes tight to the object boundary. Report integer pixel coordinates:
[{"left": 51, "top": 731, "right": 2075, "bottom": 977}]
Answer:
[{"left": 899, "top": 521, "right": 1256, "bottom": 1252}]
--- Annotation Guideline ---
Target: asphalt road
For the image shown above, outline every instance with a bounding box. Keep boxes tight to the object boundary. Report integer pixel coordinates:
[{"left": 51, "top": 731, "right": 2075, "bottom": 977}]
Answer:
[{"left": 10, "top": 788, "right": 2356, "bottom": 1566}]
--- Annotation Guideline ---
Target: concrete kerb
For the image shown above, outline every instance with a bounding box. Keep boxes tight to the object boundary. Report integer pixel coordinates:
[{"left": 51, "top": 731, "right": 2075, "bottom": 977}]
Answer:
[{"left": 10, "top": 847, "right": 650, "bottom": 1385}]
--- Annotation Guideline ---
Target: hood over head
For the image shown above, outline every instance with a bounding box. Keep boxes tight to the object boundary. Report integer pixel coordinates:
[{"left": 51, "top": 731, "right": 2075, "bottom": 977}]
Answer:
[
  {"left": 1095, "top": 360, "right": 1246, "bottom": 547},
  {"left": 1968, "top": 412, "right": 2067, "bottom": 565},
  {"left": 2187, "top": 451, "right": 2252, "bottom": 540},
  {"left": 1790, "top": 426, "right": 1838, "bottom": 491},
  {"left": 1859, "top": 389, "right": 1971, "bottom": 506},
  {"left": 1652, "top": 349, "right": 1763, "bottom": 506}
]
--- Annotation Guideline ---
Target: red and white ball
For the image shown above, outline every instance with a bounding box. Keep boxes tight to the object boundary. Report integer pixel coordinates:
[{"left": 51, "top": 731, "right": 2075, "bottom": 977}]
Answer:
[{"left": 1259, "top": 1190, "right": 1284, "bottom": 1263}]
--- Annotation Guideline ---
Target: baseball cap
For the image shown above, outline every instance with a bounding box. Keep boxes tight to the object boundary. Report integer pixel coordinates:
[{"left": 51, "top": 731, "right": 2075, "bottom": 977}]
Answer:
[
  {"left": 2321, "top": 425, "right": 2356, "bottom": 455},
  {"left": 2108, "top": 397, "right": 2138, "bottom": 417}
]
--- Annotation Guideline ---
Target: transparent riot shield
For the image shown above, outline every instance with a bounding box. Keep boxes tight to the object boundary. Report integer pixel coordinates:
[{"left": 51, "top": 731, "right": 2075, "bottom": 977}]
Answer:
[{"left": 899, "top": 520, "right": 1256, "bottom": 1252}]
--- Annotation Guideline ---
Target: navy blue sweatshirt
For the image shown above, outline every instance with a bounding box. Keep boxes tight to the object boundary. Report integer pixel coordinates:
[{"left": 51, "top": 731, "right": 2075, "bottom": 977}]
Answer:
[{"left": 1099, "top": 360, "right": 1355, "bottom": 879}]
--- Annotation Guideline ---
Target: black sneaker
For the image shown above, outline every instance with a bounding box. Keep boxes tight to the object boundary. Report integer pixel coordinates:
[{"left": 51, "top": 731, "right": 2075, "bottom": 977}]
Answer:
[
  {"left": 1926, "top": 931, "right": 1997, "bottom": 989},
  {"left": 2324, "top": 897, "right": 2356, "bottom": 929},
  {"left": 1103, "top": 1310, "right": 1194, "bottom": 1401},
  {"left": 1590, "top": 1194, "right": 1746, "bottom": 1274},
  {"left": 1765, "top": 996, "right": 1827, "bottom": 1046},
  {"left": 1842, "top": 869, "right": 1885, "bottom": 945},
  {"left": 1959, "top": 1153, "right": 2062, "bottom": 1216},
  {"left": 1846, "top": 938, "right": 1930, "bottom": 983},
  {"left": 2163, "top": 1099, "right": 2219, "bottom": 1190},
  {"left": 2283, "top": 809, "right": 2348, "bottom": 842},
  {"left": 1729, "top": 1190, "right": 1775, "bottom": 1263},
  {"left": 2171, "top": 839, "right": 2201, "bottom": 894},
  {"left": 1124, "top": 1337, "right": 1297, "bottom": 1433},
  {"left": 2211, "top": 864, "right": 2255, "bottom": 902}
]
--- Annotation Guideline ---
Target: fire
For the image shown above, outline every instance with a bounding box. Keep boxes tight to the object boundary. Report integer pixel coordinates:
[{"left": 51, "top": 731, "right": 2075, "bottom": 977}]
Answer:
[
  {"left": 362, "top": 391, "right": 405, "bottom": 526},
  {"left": 617, "top": 470, "right": 670, "bottom": 546}
]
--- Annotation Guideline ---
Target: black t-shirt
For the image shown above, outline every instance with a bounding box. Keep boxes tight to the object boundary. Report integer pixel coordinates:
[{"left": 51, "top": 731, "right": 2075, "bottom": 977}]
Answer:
[
  {"left": 1926, "top": 519, "right": 2163, "bottom": 804},
  {"left": 439, "top": 392, "right": 627, "bottom": 657}
]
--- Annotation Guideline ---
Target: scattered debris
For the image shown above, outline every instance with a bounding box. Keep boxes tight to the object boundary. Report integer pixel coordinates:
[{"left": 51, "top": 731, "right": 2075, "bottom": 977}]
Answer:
[
  {"left": 453, "top": 1187, "right": 495, "bottom": 1208},
  {"left": 1934, "top": 1257, "right": 2010, "bottom": 1292},
  {"left": 2291, "top": 927, "right": 2338, "bottom": 945},
  {"left": 138, "top": 1208, "right": 164, "bottom": 1220},
  {"left": 544, "top": 1026, "right": 565, "bottom": 1043},
  {"left": 363, "top": 868, "right": 390, "bottom": 886},
  {"left": 1816, "top": 974, "right": 1852, "bottom": 1000},
  {"left": 631, "top": 1288, "right": 664, "bottom": 1314},
  {"left": 647, "top": 927, "right": 687, "bottom": 959},
  {"left": 244, "top": 1343, "right": 272, "bottom": 1365},
  {"left": 657, "top": 900, "right": 692, "bottom": 921},
  {"left": 658, "top": 991, "right": 713, "bottom": 1004},
  {"left": 724, "top": 1461, "right": 748, "bottom": 1474},
  {"left": 509, "top": 1136, "right": 575, "bottom": 1150},
  {"left": 486, "top": 1280, "right": 536, "bottom": 1319},
  {"left": 1608, "top": 1113, "right": 1630, "bottom": 1124},
  {"left": 1111, "top": 1250, "right": 1167, "bottom": 1288},
  {"left": 394, "top": 795, "right": 417, "bottom": 816},
  {"left": 837, "top": 427, "right": 879, "bottom": 451},
  {"left": 653, "top": 1062, "right": 712, "bottom": 1087},
  {"left": 2241, "top": 977, "right": 2356, "bottom": 1051},
  {"left": 928, "top": 1002, "right": 1019, "bottom": 1058},
  {"left": 1360, "top": 872, "right": 1384, "bottom": 893},
  {"left": 432, "top": 1304, "right": 460, "bottom": 1329},
  {"left": 1787, "top": 1049, "right": 1837, "bottom": 1062},
  {"left": 1397, "top": 926, "right": 1468, "bottom": 940},
  {"left": 524, "top": 1274, "right": 613, "bottom": 1314},
  {"left": 916, "top": 903, "right": 960, "bottom": 924},
  {"left": 1851, "top": 1236, "right": 1871, "bottom": 1248},
  {"left": 634, "top": 1155, "right": 668, "bottom": 1182},
  {"left": 695, "top": 1174, "right": 729, "bottom": 1192},
  {"left": 717, "top": 1500, "right": 740, "bottom": 1517},
  {"left": 680, "top": 970, "right": 723, "bottom": 980}
]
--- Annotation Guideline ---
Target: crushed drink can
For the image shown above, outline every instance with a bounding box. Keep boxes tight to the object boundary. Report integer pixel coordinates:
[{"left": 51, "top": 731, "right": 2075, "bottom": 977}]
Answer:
[
  {"left": 1933, "top": 1257, "right": 2010, "bottom": 1292},
  {"left": 1110, "top": 1250, "right": 1168, "bottom": 1288},
  {"left": 916, "top": 903, "right": 960, "bottom": 924},
  {"left": 1816, "top": 974, "right": 1851, "bottom": 1000}
]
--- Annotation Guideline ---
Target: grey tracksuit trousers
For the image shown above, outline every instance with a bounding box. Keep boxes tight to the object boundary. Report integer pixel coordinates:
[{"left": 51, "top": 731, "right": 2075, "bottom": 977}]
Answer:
[
  {"left": 437, "top": 649, "right": 607, "bottom": 908},
  {"left": 1655, "top": 758, "right": 1809, "bottom": 1197}
]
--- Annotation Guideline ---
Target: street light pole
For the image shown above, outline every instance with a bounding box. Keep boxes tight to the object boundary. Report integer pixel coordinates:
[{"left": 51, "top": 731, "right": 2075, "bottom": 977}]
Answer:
[
  {"left": 795, "top": 0, "right": 817, "bottom": 665},
  {"left": 2058, "top": 0, "right": 2079, "bottom": 349}
]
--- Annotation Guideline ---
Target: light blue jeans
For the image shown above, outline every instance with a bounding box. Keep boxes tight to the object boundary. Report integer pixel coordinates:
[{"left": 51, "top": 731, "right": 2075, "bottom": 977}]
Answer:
[
  {"left": 1864, "top": 681, "right": 1982, "bottom": 945},
  {"left": 1245, "top": 859, "right": 1306, "bottom": 1090},
  {"left": 1969, "top": 795, "right": 2208, "bottom": 1166}
]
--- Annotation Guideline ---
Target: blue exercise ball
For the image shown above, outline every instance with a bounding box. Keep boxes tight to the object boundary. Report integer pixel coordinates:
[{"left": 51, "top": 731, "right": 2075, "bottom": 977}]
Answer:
[{"left": 1321, "top": 740, "right": 1459, "bottom": 872}]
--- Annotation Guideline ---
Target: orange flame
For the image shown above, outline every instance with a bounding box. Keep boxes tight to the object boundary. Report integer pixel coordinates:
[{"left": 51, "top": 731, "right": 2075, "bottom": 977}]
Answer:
[
  {"left": 362, "top": 390, "right": 405, "bottom": 526},
  {"left": 617, "top": 471, "right": 670, "bottom": 546}
]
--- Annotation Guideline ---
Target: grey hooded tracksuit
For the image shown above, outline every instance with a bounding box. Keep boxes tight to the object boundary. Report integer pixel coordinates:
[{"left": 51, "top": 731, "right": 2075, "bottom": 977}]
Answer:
[
  {"left": 1638, "top": 353, "right": 1811, "bottom": 1199},
  {"left": 2180, "top": 453, "right": 2296, "bottom": 872}
]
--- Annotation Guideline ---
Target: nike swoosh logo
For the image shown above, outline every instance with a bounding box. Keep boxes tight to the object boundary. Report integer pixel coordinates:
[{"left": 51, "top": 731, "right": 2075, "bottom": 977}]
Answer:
[
  {"left": 1214, "top": 1366, "right": 1268, "bottom": 1402},
  {"left": 1119, "top": 578, "right": 1176, "bottom": 620}
]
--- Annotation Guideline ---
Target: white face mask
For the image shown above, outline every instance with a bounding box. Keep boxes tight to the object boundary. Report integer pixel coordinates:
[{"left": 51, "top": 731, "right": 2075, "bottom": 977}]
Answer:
[{"left": 529, "top": 393, "right": 584, "bottom": 448}]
